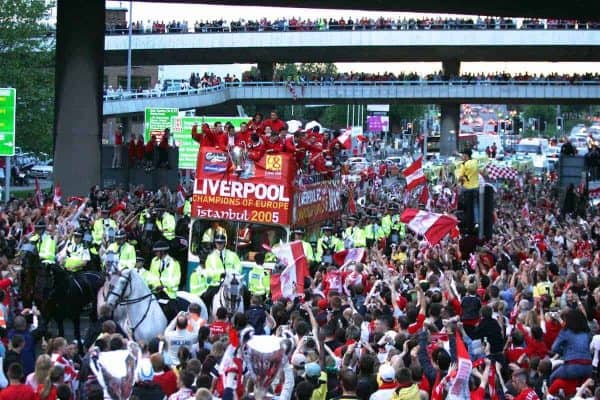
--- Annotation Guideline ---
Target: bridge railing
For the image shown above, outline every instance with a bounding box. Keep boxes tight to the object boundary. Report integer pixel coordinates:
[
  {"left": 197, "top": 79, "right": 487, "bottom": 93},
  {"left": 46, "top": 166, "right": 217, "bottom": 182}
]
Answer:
[{"left": 102, "top": 80, "right": 600, "bottom": 102}]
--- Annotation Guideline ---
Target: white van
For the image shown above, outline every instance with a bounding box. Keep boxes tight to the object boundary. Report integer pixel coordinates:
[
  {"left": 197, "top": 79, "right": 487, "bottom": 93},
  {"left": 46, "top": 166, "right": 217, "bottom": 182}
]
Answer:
[{"left": 516, "top": 138, "right": 550, "bottom": 175}]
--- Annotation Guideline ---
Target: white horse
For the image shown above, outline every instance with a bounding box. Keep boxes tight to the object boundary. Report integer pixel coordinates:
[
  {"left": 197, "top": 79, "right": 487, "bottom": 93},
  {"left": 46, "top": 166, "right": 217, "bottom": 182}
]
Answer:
[
  {"left": 211, "top": 271, "right": 245, "bottom": 320},
  {"left": 99, "top": 266, "right": 208, "bottom": 343}
]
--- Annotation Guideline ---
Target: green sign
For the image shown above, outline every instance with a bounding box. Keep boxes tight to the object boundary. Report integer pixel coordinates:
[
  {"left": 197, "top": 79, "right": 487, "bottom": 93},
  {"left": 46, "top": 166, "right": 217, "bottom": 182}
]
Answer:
[
  {"left": 171, "top": 116, "right": 248, "bottom": 169},
  {"left": 144, "top": 107, "right": 179, "bottom": 143},
  {"left": 0, "top": 89, "right": 16, "bottom": 156}
]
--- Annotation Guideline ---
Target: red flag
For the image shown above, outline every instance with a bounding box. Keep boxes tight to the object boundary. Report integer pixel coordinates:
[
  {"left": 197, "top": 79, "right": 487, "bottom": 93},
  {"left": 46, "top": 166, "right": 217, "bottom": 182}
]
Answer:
[
  {"left": 269, "top": 241, "right": 308, "bottom": 301},
  {"left": 489, "top": 363, "right": 499, "bottom": 400},
  {"left": 447, "top": 330, "right": 472, "bottom": 400},
  {"left": 400, "top": 208, "right": 459, "bottom": 245},
  {"left": 402, "top": 156, "right": 426, "bottom": 191},
  {"left": 53, "top": 183, "right": 62, "bottom": 207},
  {"left": 449, "top": 189, "right": 458, "bottom": 211},
  {"left": 419, "top": 185, "right": 429, "bottom": 207},
  {"left": 34, "top": 178, "right": 43, "bottom": 208},
  {"left": 176, "top": 184, "right": 186, "bottom": 215},
  {"left": 335, "top": 131, "right": 352, "bottom": 149}
]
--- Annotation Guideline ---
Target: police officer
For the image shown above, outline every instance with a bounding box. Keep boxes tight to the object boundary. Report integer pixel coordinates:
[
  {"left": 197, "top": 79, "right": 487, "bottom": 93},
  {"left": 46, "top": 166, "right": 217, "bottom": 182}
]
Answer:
[
  {"left": 148, "top": 241, "right": 181, "bottom": 300},
  {"left": 201, "top": 233, "right": 241, "bottom": 305},
  {"left": 316, "top": 224, "right": 343, "bottom": 265},
  {"left": 155, "top": 206, "right": 176, "bottom": 242},
  {"left": 292, "top": 227, "right": 315, "bottom": 265},
  {"left": 343, "top": 215, "right": 367, "bottom": 248},
  {"left": 364, "top": 214, "right": 385, "bottom": 248},
  {"left": 388, "top": 204, "right": 406, "bottom": 246},
  {"left": 182, "top": 196, "right": 192, "bottom": 218},
  {"left": 189, "top": 264, "right": 209, "bottom": 297},
  {"left": 78, "top": 216, "right": 94, "bottom": 250},
  {"left": 135, "top": 251, "right": 158, "bottom": 288},
  {"left": 30, "top": 220, "right": 56, "bottom": 265},
  {"left": 381, "top": 207, "right": 393, "bottom": 238},
  {"left": 92, "top": 208, "right": 117, "bottom": 246},
  {"left": 247, "top": 252, "right": 270, "bottom": 298},
  {"left": 106, "top": 229, "right": 137, "bottom": 270},
  {"left": 60, "top": 229, "right": 91, "bottom": 273}
]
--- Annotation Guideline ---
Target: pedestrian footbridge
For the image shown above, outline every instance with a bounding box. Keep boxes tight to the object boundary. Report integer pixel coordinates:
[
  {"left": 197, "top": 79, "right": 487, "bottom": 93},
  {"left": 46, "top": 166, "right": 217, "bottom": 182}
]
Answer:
[{"left": 102, "top": 81, "right": 600, "bottom": 116}]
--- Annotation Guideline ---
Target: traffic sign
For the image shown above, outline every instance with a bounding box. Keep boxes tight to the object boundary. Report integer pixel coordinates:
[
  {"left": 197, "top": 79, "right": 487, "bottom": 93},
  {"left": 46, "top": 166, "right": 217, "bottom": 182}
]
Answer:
[{"left": 0, "top": 89, "right": 16, "bottom": 156}]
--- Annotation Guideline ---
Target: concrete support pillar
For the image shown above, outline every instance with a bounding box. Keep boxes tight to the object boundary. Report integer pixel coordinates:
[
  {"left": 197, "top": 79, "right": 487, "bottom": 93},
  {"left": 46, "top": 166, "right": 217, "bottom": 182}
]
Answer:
[
  {"left": 440, "top": 103, "right": 460, "bottom": 157},
  {"left": 53, "top": 0, "right": 104, "bottom": 196},
  {"left": 442, "top": 59, "right": 461, "bottom": 80},
  {"left": 257, "top": 62, "right": 275, "bottom": 81}
]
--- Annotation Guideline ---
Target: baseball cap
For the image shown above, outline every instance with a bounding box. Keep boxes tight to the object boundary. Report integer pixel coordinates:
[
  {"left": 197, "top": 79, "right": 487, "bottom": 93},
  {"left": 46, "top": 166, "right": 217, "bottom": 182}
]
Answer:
[
  {"left": 138, "top": 358, "right": 154, "bottom": 381},
  {"left": 305, "top": 362, "right": 321, "bottom": 377},
  {"left": 291, "top": 353, "right": 306, "bottom": 368},
  {"left": 379, "top": 364, "right": 396, "bottom": 382}
]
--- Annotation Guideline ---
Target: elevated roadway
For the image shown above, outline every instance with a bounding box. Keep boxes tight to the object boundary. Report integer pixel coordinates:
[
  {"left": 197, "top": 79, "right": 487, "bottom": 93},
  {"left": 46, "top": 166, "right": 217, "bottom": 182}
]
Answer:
[
  {"left": 104, "top": 30, "right": 600, "bottom": 65},
  {"left": 103, "top": 81, "right": 600, "bottom": 116}
]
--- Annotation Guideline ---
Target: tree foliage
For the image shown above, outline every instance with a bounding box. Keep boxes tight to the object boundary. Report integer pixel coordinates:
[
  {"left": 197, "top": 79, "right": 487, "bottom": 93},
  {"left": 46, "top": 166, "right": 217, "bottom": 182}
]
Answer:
[{"left": 0, "top": 0, "right": 55, "bottom": 153}]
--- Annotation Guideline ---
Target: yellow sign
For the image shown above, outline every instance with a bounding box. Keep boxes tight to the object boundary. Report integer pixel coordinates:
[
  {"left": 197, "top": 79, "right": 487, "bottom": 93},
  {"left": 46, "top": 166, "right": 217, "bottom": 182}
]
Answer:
[{"left": 265, "top": 154, "right": 282, "bottom": 172}]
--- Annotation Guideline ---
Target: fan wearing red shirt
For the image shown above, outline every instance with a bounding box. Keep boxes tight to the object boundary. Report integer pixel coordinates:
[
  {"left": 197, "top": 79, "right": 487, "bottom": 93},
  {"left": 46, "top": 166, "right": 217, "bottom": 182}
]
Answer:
[
  {"left": 262, "top": 110, "right": 286, "bottom": 133},
  {"left": 505, "top": 369, "right": 539, "bottom": 400},
  {"left": 150, "top": 353, "right": 178, "bottom": 396},
  {"left": 0, "top": 363, "right": 36, "bottom": 400},
  {"left": 505, "top": 330, "right": 528, "bottom": 368},
  {"left": 209, "top": 307, "right": 232, "bottom": 339}
]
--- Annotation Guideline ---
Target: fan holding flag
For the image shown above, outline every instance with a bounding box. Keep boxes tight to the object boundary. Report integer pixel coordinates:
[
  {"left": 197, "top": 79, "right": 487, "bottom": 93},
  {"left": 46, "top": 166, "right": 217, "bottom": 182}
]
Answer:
[{"left": 455, "top": 148, "right": 480, "bottom": 233}]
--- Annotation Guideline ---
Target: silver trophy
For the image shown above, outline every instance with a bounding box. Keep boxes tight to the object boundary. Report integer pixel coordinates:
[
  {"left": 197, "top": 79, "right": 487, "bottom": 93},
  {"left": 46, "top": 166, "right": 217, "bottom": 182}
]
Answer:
[
  {"left": 231, "top": 145, "right": 246, "bottom": 173},
  {"left": 243, "top": 335, "right": 286, "bottom": 400},
  {"left": 90, "top": 342, "right": 141, "bottom": 400}
]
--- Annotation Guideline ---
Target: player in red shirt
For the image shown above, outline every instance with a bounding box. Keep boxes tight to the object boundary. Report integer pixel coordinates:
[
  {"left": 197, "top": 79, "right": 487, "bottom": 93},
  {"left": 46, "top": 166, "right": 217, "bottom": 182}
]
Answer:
[
  {"left": 262, "top": 110, "right": 286, "bottom": 133},
  {"left": 264, "top": 129, "right": 284, "bottom": 153},
  {"left": 248, "top": 112, "right": 264, "bottom": 135},
  {"left": 192, "top": 123, "right": 215, "bottom": 147},
  {"left": 247, "top": 133, "right": 265, "bottom": 162},
  {"left": 235, "top": 122, "right": 252, "bottom": 148}
]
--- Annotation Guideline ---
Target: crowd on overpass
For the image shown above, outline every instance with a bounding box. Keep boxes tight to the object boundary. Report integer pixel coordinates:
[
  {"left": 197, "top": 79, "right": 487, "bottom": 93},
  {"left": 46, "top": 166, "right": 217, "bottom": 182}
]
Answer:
[{"left": 105, "top": 16, "right": 600, "bottom": 35}]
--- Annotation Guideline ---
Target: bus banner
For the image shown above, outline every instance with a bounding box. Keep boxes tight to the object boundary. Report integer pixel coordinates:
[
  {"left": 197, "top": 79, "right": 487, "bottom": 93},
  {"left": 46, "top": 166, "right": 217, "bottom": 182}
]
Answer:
[
  {"left": 192, "top": 146, "right": 295, "bottom": 225},
  {"left": 293, "top": 180, "right": 342, "bottom": 226}
]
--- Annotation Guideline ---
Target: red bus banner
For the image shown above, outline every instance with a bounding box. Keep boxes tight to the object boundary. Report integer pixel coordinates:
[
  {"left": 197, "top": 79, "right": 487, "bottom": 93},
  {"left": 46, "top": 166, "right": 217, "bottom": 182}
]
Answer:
[{"left": 192, "top": 146, "right": 295, "bottom": 225}]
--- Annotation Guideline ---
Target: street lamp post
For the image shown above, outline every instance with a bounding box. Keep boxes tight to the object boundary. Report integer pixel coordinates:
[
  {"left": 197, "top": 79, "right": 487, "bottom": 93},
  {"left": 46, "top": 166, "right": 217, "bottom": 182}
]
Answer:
[{"left": 126, "top": 0, "right": 133, "bottom": 92}]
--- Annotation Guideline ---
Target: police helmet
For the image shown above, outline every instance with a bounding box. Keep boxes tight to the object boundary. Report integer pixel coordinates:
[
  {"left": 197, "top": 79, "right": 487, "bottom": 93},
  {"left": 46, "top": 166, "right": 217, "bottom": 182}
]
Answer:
[
  {"left": 321, "top": 225, "right": 333, "bottom": 231},
  {"left": 347, "top": 215, "right": 358, "bottom": 222},
  {"left": 136, "top": 251, "right": 145, "bottom": 263},
  {"left": 115, "top": 229, "right": 127, "bottom": 239},
  {"left": 73, "top": 229, "right": 84, "bottom": 237},
  {"left": 292, "top": 227, "right": 305, "bottom": 235},
  {"left": 35, "top": 220, "right": 46, "bottom": 230},
  {"left": 214, "top": 233, "right": 227, "bottom": 244},
  {"left": 152, "top": 241, "right": 170, "bottom": 252},
  {"left": 101, "top": 207, "right": 110, "bottom": 214}
]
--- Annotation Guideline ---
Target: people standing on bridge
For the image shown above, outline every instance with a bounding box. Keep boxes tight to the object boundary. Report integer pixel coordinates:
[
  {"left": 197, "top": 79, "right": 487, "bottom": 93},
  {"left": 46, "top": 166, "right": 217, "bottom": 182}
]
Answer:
[{"left": 455, "top": 148, "right": 480, "bottom": 231}]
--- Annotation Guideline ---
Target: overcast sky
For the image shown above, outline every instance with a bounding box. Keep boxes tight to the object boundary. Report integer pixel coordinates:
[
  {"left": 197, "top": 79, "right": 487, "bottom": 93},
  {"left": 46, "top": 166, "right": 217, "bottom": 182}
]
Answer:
[{"left": 105, "top": 1, "right": 600, "bottom": 80}]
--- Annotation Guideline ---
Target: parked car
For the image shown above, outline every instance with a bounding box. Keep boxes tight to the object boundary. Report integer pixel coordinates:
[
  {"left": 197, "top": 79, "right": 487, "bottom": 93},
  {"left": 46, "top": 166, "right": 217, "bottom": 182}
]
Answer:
[{"left": 29, "top": 160, "right": 53, "bottom": 179}]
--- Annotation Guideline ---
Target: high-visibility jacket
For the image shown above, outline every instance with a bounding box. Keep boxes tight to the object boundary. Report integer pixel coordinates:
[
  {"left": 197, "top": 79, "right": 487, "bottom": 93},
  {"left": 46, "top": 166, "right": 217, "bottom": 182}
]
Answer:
[
  {"left": 138, "top": 209, "right": 150, "bottom": 226},
  {"left": 156, "top": 212, "right": 176, "bottom": 240},
  {"left": 183, "top": 200, "right": 191, "bottom": 217},
  {"left": 364, "top": 224, "right": 385, "bottom": 241},
  {"left": 301, "top": 240, "right": 315, "bottom": 263},
  {"left": 189, "top": 267, "right": 209, "bottom": 296},
  {"left": 63, "top": 241, "right": 91, "bottom": 272},
  {"left": 316, "top": 235, "right": 343, "bottom": 263},
  {"left": 205, "top": 249, "right": 241, "bottom": 287},
  {"left": 149, "top": 255, "right": 181, "bottom": 298},
  {"left": 391, "top": 216, "right": 406, "bottom": 238},
  {"left": 138, "top": 267, "right": 161, "bottom": 289},
  {"left": 381, "top": 215, "right": 392, "bottom": 237},
  {"left": 92, "top": 218, "right": 117, "bottom": 245},
  {"left": 248, "top": 265, "right": 270, "bottom": 296},
  {"left": 31, "top": 233, "right": 56, "bottom": 264},
  {"left": 106, "top": 242, "right": 137, "bottom": 270},
  {"left": 343, "top": 226, "right": 367, "bottom": 248}
]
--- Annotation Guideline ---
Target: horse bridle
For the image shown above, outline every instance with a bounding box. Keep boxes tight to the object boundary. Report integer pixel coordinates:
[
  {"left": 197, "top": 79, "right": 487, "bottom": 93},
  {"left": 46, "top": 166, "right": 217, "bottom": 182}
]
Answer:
[{"left": 105, "top": 267, "right": 154, "bottom": 338}]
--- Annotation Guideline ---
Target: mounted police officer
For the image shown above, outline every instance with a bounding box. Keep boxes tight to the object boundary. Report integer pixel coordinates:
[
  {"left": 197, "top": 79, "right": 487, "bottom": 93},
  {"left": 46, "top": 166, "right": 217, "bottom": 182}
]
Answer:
[
  {"left": 30, "top": 220, "right": 56, "bottom": 265},
  {"left": 201, "top": 233, "right": 241, "bottom": 308},
  {"left": 92, "top": 207, "right": 117, "bottom": 247},
  {"left": 343, "top": 215, "right": 366, "bottom": 249},
  {"left": 106, "top": 229, "right": 136, "bottom": 270},
  {"left": 247, "top": 252, "right": 270, "bottom": 298},
  {"left": 147, "top": 240, "right": 181, "bottom": 301},
  {"left": 59, "top": 229, "right": 90, "bottom": 274}
]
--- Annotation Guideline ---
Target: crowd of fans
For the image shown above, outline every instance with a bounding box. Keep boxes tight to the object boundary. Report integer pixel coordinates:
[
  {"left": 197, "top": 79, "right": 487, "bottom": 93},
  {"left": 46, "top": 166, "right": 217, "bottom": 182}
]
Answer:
[{"left": 105, "top": 16, "right": 600, "bottom": 35}]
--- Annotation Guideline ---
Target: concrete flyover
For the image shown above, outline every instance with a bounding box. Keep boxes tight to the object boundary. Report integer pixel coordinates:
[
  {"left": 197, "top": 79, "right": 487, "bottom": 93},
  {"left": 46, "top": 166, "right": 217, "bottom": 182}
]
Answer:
[
  {"left": 104, "top": 30, "right": 600, "bottom": 65},
  {"left": 103, "top": 81, "right": 600, "bottom": 115}
]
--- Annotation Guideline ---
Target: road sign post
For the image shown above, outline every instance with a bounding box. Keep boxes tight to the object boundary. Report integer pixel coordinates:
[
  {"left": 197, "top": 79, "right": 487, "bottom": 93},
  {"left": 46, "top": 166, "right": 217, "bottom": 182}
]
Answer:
[{"left": 0, "top": 88, "right": 16, "bottom": 202}]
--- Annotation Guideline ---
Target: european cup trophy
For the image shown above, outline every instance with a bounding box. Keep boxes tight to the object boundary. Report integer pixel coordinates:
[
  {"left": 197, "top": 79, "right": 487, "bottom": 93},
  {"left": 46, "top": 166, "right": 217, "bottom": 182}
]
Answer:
[
  {"left": 243, "top": 335, "right": 286, "bottom": 400},
  {"left": 231, "top": 145, "right": 246, "bottom": 173}
]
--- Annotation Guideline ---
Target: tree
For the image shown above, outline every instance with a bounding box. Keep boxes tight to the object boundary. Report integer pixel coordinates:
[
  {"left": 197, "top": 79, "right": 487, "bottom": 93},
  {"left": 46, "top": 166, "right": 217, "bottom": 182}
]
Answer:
[
  {"left": 0, "top": 0, "right": 55, "bottom": 153},
  {"left": 521, "top": 105, "right": 557, "bottom": 137}
]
